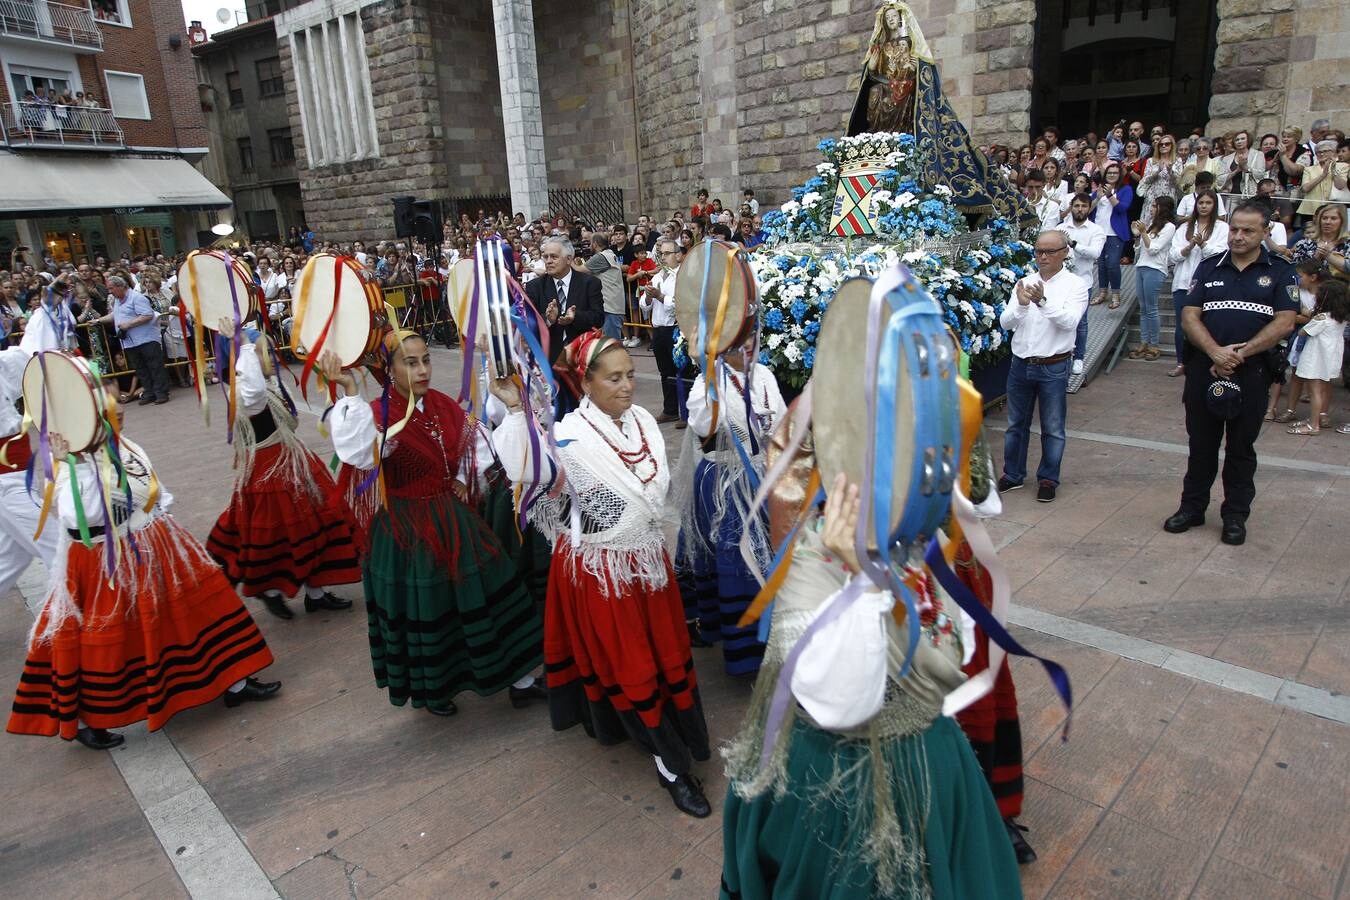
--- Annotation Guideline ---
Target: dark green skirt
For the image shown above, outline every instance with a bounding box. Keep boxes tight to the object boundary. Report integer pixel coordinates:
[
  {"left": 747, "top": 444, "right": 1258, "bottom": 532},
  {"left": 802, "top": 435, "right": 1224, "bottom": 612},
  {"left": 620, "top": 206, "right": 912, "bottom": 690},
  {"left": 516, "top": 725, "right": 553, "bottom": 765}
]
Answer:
[
  {"left": 363, "top": 498, "right": 542, "bottom": 711},
  {"left": 721, "top": 716, "right": 1022, "bottom": 899},
  {"left": 480, "top": 477, "right": 551, "bottom": 610}
]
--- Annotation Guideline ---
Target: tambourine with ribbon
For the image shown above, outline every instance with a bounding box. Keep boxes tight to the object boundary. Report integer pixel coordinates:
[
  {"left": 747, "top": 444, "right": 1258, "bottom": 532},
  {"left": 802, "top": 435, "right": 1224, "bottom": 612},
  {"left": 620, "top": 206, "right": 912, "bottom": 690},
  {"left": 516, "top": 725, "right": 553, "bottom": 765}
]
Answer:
[
  {"left": 292, "top": 253, "right": 386, "bottom": 400},
  {"left": 734, "top": 264, "right": 1072, "bottom": 769},
  {"left": 20, "top": 350, "right": 160, "bottom": 578},
  {"left": 177, "top": 249, "right": 260, "bottom": 428}
]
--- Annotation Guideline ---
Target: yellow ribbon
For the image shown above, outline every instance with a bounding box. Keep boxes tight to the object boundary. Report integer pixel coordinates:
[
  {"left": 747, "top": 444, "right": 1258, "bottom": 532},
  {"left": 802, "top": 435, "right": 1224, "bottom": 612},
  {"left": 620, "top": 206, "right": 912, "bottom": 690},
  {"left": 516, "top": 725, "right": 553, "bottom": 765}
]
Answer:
[
  {"left": 702, "top": 245, "right": 738, "bottom": 437},
  {"left": 737, "top": 465, "right": 821, "bottom": 628}
]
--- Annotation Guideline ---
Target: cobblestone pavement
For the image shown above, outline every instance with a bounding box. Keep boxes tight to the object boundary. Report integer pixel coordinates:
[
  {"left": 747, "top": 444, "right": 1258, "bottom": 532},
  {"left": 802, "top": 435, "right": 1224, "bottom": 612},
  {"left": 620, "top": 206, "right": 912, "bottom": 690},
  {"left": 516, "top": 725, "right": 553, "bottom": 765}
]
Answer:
[{"left": 2, "top": 342, "right": 1347, "bottom": 899}]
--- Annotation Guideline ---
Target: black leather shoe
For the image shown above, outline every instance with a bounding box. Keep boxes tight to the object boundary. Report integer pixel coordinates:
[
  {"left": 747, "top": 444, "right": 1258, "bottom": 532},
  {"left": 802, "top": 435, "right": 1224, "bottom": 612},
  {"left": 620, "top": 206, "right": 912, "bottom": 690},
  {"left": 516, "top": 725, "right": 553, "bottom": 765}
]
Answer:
[
  {"left": 997, "top": 476, "right": 1024, "bottom": 493},
  {"left": 660, "top": 772, "right": 711, "bottom": 818},
  {"left": 74, "top": 726, "right": 124, "bottom": 750},
  {"left": 261, "top": 594, "right": 293, "bottom": 620},
  {"left": 304, "top": 591, "right": 353, "bottom": 612},
  {"left": 686, "top": 621, "right": 713, "bottom": 649},
  {"left": 1221, "top": 516, "right": 1246, "bottom": 545},
  {"left": 1004, "top": 817, "right": 1037, "bottom": 865},
  {"left": 1163, "top": 509, "right": 1205, "bottom": 533},
  {"left": 223, "top": 677, "right": 282, "bottom": 707},
  {"left": 138, "top": 394, "right": 156, "bottom": 406},
  {"left": 154, "top": 396, "right": 169, "bottom": 405},
  {"left": 426, "top": 700, "right": 458, "bottom": 717},
  {"left": 509, "top": 677, "right": 547, "bottom": 708}
]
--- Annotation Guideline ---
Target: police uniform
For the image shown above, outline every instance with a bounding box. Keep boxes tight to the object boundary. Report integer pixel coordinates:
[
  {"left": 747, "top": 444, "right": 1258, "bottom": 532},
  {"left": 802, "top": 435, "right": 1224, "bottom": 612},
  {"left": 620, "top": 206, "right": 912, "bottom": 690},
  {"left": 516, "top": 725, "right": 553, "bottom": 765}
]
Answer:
[{"left": 1177, "top": 247, "right": 1297, "bottom": 525}]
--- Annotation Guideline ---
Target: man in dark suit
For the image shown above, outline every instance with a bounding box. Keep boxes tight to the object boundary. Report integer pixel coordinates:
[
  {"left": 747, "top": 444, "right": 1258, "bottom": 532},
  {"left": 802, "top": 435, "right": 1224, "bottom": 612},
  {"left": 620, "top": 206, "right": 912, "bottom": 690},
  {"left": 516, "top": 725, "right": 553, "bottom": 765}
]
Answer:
[{"left": 524, "top": 236, "right": 604, "bottom": 362}]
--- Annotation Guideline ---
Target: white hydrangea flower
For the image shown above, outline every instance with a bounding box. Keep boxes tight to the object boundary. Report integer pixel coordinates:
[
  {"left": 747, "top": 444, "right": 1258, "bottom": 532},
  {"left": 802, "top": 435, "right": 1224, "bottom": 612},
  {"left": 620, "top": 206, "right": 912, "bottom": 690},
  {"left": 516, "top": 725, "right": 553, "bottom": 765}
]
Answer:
[
  {"left": 816, "top": 162, "right": 836, "bottom": 176},
  {"left": 895, "top": 191, "right": 917, "bottom": 208},
  {"left": 801, "top": 192, "right": 822, "bottom": 207},
  {"left": 783, "top": 342, "right": 803, "bottom": 363},
  {"left": 934, "top": 185, "right": 954, "bottom": 198},
  {"left": 766, "top": 333, "right": 785, "bottom": 349}
]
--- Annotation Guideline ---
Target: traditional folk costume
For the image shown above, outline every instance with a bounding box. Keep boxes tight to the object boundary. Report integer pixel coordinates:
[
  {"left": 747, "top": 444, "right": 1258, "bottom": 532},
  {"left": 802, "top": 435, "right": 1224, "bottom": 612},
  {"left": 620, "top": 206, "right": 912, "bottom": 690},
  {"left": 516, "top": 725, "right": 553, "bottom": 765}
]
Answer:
[
  {"left": 329, "top": 383, "right": 543, "bottom": 715},
  {"left": 205, "top": 340, "right": 360, "bottom": 619},
  {"left": 674, "top": 362, "right": 785, "bottom": 676},
  {"left": 7, "top": 438, "right": 279, "bottom": 749},
  {"left": 720, "top": 420, "right": 1022, "bottom": 900},
  {"left": 494, "top": 333, "right": 712, "bottom": 815},
  {"left": 0, "top": 347, "right": 59, "bottom": 594},
  {"left": 953, "top": 434, "right": 1036, "bottom": 863}
]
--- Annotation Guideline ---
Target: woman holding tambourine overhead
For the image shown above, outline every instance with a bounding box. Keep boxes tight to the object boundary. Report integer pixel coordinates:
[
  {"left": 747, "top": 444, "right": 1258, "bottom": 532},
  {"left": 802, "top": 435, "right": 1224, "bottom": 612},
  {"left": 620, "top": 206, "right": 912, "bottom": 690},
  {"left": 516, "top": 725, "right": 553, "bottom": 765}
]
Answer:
[
  {"left": 7, "top": 352, "right": 280, "bottom": 752},
  {"left": 318, "top": 327, "right": 545, "bottom": 719},
  {"left": 489, "top": 330, "right": 714, "bottom": 819},
  {"left": 204, "top": 313, "right": 361, "bottom": 621}
]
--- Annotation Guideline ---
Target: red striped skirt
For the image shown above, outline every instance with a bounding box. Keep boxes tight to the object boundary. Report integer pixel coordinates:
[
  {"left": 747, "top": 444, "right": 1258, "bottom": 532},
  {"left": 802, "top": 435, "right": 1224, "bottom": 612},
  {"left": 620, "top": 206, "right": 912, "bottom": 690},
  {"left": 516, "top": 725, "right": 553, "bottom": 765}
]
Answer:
[
  {"left": 544, "top": 544, "right": 709, "bottom": 770},
  {"left": 206, "top": 443, "right": 360, "bottom": 597},
  {"left": 7, "top": 516, "right": 275, "bottom": 740}
]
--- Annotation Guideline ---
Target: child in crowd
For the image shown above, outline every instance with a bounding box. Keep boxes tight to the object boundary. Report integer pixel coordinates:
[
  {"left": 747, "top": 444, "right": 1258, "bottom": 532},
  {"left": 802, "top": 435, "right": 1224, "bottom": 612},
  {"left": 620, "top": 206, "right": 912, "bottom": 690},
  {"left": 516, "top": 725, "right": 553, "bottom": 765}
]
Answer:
[
  {"left": 1286, "top": 279, "right": 1348, "bottom": 435},
  {"left": 1269, "top": 261, "right": 1325, "bottom": 422}
]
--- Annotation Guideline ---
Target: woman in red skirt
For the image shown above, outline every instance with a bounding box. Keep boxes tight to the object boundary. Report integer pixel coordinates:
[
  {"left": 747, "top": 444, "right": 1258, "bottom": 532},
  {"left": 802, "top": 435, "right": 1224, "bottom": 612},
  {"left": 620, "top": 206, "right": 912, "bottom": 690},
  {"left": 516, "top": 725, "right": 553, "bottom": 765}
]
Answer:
[
  {"left": 8, "top": 432, "right": 280, "bottom": 751},
  {"left": 490, "top": 330, "right": 713, "bottom": 818},
  {"left": 206, "top": 319, "right": 361, "bottom": 620}
]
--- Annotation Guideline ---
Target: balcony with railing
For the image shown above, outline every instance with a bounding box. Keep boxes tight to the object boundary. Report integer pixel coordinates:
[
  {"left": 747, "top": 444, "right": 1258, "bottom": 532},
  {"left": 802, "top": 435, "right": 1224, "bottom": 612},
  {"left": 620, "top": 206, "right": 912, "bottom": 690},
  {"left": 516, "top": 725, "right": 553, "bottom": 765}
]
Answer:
[
  {"left": 1, "top": 101, "right": 124, "bottom": 149},
  {"left": 0, "top": 0, "right": 102, "bottom": 49}
]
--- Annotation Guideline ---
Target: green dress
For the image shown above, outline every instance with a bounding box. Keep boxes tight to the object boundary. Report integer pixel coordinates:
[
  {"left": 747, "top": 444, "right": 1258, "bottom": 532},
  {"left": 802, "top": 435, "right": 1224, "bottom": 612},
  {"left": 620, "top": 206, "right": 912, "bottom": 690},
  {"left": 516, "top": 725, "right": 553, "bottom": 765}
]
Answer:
[
  {"left": 720, "top": 528, "right": 1022, "bottom": 899},
  {"left": 351, "top": 390, "right": 542, "bottom": 711}
]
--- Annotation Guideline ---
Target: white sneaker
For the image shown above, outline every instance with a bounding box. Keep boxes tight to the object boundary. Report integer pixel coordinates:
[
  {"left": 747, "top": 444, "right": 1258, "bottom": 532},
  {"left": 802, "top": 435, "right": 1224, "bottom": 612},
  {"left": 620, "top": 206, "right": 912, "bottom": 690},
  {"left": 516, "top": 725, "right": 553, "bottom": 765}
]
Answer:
[
  {"left": 1072, "top": 359, "right": 1084, "bottom": 375},
  {"left": 625, "top": 337, "right": 639, "bottom": 347}
]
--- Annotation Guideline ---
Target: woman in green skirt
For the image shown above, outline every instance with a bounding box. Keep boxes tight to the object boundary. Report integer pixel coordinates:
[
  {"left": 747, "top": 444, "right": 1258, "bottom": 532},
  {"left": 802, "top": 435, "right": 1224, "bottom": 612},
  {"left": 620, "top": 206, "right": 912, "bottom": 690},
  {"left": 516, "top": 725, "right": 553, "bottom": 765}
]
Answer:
[
  {"left": 720, "top": 433, "right": 1022, "bottom": 898},
  {"left": 319, "top": 334, "right": 546, "bottom": 717}
]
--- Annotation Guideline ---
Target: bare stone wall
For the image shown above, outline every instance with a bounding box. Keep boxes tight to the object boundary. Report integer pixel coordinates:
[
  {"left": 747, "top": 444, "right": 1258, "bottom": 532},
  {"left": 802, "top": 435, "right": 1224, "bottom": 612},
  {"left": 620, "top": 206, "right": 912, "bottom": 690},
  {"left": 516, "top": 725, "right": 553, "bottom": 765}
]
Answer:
[
  {"left": 532, "top": 0, "right": 641, "bottom": 220},
  {"left": 630, "top": 0, "right": 704, "bottom": 220},
  {"left": 1209, "top": 0, "right": 1348, "bottom": 137},
  {"left": 428, "top": 0, "right": 510, "bottom": 199},
  {"left": 282, "top": 0, "right": 451, "bottom": 242}
]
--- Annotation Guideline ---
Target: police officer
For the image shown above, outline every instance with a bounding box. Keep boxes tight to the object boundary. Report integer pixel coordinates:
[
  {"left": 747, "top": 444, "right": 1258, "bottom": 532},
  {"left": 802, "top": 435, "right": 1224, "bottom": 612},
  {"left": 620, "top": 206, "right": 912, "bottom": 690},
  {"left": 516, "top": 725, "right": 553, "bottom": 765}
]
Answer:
[{"left": 1163, "top": 200, "right": 1298, "bottom": 546}]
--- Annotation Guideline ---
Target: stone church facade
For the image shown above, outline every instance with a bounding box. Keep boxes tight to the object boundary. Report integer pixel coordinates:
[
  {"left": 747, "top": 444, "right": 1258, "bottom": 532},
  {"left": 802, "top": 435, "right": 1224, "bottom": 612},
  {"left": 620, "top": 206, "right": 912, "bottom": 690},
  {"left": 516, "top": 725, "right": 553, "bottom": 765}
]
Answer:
[{"left": 268, "top": 0, "right": 1348, "bottom": 241}]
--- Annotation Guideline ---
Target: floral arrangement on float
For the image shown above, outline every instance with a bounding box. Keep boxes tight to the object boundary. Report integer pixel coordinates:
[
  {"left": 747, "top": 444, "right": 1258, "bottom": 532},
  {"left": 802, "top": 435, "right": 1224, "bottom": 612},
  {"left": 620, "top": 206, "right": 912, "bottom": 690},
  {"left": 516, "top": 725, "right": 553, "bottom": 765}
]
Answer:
[{"left": 746, "top": 133, "right": 1035, "bottom": 389}]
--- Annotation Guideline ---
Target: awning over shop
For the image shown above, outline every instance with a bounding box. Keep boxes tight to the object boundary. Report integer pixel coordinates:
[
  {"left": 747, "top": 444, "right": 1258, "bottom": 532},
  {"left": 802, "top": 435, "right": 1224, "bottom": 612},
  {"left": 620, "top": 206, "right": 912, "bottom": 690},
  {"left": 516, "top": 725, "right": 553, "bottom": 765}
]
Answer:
[{"left": 0, "top": 153, "right": 231, "bottom": 218}]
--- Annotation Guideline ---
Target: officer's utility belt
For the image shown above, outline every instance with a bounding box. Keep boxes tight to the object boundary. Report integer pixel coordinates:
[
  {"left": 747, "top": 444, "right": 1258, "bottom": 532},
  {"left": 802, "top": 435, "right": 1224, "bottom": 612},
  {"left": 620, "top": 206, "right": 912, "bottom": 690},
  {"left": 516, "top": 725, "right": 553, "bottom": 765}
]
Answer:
[{"left": 1022, "top": 351, "right": 1071, "bottom": 366}]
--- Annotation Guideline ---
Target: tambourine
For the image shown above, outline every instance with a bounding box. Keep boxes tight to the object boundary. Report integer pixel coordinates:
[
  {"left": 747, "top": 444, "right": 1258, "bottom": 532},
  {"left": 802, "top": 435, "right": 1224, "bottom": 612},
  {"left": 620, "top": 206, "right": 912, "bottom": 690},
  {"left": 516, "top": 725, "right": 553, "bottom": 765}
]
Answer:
[
  {"left": 22, "top": 351, "right": 106, "bottom": 454},
  {"left": 675, "top": 239, "right": 759, "bottom": 358},
  {"left": 474, "top": 239, "right": 515, "bottom": 379},
  {"left": 177, "top": 249, "right": 258, "bottom": 330},
  {"left": 291, "top": 253, "right": 385, "bottom": 367},
  {"left": 811, "top": 269, "right": 961, "bottom": 551}
]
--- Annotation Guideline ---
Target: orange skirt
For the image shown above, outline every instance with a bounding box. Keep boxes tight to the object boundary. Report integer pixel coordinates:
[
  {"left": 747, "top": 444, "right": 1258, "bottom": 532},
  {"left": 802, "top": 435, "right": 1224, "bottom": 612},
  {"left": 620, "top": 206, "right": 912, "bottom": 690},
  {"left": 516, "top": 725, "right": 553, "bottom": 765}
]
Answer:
[{"left": 7, "top": 516, "right": 274, "bottom": 740}]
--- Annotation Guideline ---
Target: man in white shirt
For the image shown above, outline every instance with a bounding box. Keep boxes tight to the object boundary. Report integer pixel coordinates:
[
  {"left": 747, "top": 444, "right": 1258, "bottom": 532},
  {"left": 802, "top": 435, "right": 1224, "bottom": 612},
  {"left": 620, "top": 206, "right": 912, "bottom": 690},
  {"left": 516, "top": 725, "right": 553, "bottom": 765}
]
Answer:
[
  {"left": 997, "top": 230, "right": 1089, "bottom": 503},
  {"left": 1023, "top": 170, "right": 1060, "bottom": 232},
  {"left": 641, "top": 239, "right": 682, "bottom": 423},
  {"left": 1175, "top": 171, "right": 1227, "bottom": 219},
  {"left": 1056, "top": 193, "right": 1106, "bottom": 375}
]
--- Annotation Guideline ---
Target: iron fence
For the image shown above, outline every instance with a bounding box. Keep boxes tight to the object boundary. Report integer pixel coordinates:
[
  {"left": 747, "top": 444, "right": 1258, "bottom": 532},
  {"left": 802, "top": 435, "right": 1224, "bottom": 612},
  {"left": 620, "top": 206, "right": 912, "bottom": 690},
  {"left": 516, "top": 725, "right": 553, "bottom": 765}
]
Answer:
[
  {"left": 2, "top": 101, "right": 124, "bottom": 148},
  {"left": 0, "top": 0, "right": 101, "bottom": 49},
  {"left": 548, "top": 187, "right": 625, "bottom": 227}
]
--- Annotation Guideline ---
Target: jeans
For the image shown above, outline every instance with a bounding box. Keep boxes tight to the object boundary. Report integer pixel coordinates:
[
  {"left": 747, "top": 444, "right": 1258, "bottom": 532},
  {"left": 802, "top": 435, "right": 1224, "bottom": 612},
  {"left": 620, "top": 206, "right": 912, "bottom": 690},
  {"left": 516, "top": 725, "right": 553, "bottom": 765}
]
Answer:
[
  {"left": 1172, "top": 288, "right": 1189, "bottom": 362},
  {"left": 602, "top": 312, "right": 624, "bottom": 340},
  {"left": 124, "top": 340, "right": 171, "bottom": 401},
  {"left": 1097, "top": 235, "right": 1124, "bottom": 291},
  {"left": 1001, "top": 355, "right": 1070, "bottom": 486},
  {"left": 1136, "top": 265, "right": 1166, "bottom": 345},
  {"left": 1180, "top": 356, "right": 1270, "bottom": 520}
]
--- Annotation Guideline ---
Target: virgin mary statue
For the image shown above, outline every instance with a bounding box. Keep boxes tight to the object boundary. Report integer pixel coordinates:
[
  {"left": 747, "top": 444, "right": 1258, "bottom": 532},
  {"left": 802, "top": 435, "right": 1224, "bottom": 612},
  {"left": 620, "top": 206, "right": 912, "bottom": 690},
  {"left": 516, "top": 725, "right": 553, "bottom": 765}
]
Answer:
[{"left": 847, "top": 2, "right": 1034, "bottom": 228}]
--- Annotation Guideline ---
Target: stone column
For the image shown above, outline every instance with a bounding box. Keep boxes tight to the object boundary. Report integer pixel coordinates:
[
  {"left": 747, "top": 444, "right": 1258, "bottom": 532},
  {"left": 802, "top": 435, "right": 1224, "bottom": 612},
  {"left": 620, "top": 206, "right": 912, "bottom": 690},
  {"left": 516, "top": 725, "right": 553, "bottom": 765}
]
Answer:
[
  {"left": 491, "top": 0, "right": 549, "bottom": 219},
  {"left": 697, "top": 0, "right": 739, "bottom": 203}
]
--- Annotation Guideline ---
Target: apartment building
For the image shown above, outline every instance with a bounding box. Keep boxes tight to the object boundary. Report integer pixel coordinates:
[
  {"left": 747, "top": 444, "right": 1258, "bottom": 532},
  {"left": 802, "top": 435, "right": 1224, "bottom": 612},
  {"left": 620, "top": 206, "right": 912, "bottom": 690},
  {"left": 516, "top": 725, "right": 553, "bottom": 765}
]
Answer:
[{"left": 0, "top": 0, "right": 228, "bottom": 263}]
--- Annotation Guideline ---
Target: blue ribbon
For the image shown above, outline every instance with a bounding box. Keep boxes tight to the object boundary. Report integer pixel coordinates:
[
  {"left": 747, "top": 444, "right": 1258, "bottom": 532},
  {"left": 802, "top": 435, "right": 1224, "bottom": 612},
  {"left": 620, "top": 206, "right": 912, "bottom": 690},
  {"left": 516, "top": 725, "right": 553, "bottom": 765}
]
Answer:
[{"left": 924, "top": 537, "right": 1073, "bottom": 737}]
